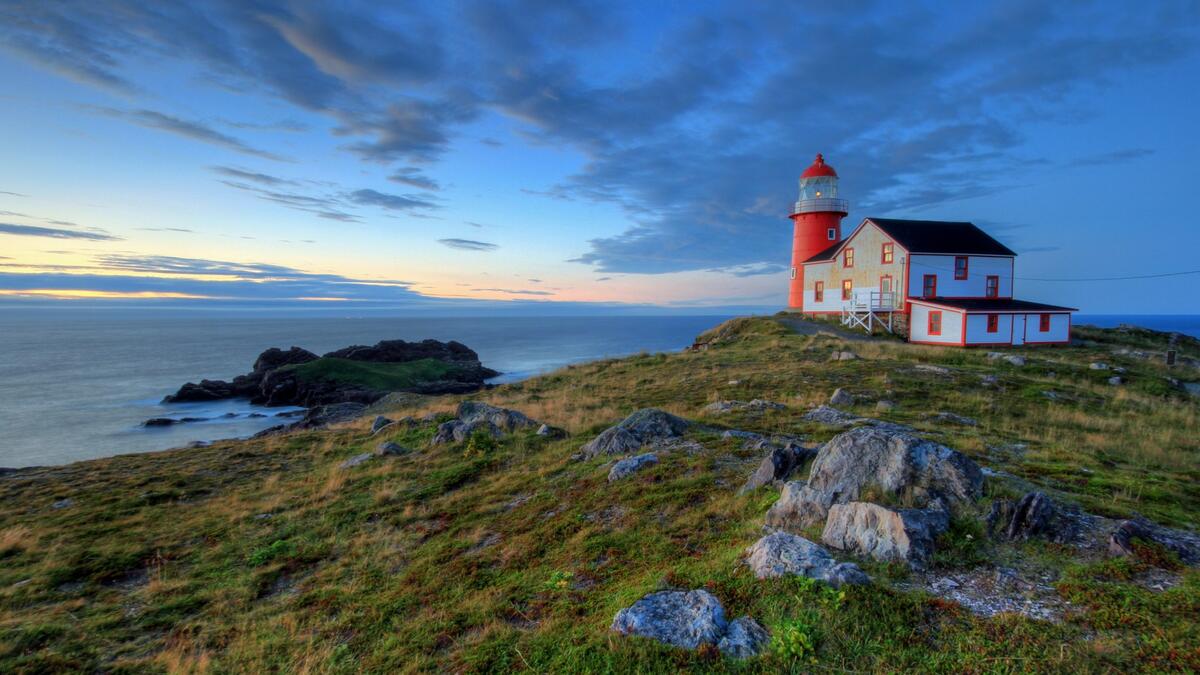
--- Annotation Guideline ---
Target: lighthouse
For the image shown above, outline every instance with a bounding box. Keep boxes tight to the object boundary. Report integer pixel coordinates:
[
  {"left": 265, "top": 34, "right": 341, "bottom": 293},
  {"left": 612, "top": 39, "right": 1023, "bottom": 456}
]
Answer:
[{"left": 788, "top": 153, "right": 848, "bottom": 310}]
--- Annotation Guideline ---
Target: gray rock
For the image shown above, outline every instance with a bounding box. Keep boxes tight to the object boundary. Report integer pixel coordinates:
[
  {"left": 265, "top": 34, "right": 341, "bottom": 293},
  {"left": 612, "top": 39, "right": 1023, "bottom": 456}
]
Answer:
[
  {"left": 980, "top": 375, "right": 999, "bottom": 387},
  {"left": 431, "top": 419, "right": 503, "bottom": 445},
  {"left": 986, "top": 492, "right": 1069, "bottom": 541},
  {"left": 1109, "top": 518, "right": 1200, "bottom": 565},
  {"left": 535, "top": 423, "right": 568, "bottom": 439},
  {"left": 830, "top": 350, "right": 858, "bottom": 361},
  {"left": 830, "top": 388, "right": 854, "bottom": 406},
  {"left": 875, "top": 400, "right": 896, "bottom": 412},
  {"left": 608, "top": 453, "right": 659, "bottom": 482},
  {"left": 745, "top": 532, "right": 869, "bottom": 587},
  {"left": 1107, "top": 376, "right": 1124, "bottom": 386},
  {"left": 375, "top": 441, "right": 411, "bottom": 456},
  {"left": 51, "top": 498, "right": 73, "bottom": 509},
  {"left": 704, "top": 399, "right": 786, "bottom": 415},
  {"left": 579, "top": 409, "right": 691, "bottom": 459},
  {"left": 370, "top": 415, "right": 394, "bottom": 434},
  {"left": 457, "top": 401, "right": 538, "bottom": 431},
  {"left": 738, "top": 445, "right": 813, "bottom": 495},
  {"left": 338, "top": 452, "right": 374, "bottom": 470},
  {"left": 1089, "top": 362, "right": 1109, "bottom": 370},
  {"left": 1004, "top": 355, "right": 1026, "bottom": 367},
  {"left": 821, "top": 502, "right": 949, "bottom": 569},
  {"left": 929, "top": 411, "right": 977, "bottom": 426},
  {"left": 914, "top": 364, "right": 951, "bottom": 375},
  {"left": 802, "top": 405, "right": 862, "bottom": 427},
  {"left": 611, "top": 589, "right": 727, "bottom": 651},
  {"left": 764, "top": 427, "right": 982, "bottom": 531},
  {"left": 717, "top": 617, "right": 770, "bottom": 659}
]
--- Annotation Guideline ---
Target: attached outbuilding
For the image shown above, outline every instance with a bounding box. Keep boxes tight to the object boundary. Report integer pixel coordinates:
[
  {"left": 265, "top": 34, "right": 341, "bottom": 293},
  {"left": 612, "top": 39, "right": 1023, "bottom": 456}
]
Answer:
[{"left": 908, "top": 298, "right": 1076, "bottom": 347}]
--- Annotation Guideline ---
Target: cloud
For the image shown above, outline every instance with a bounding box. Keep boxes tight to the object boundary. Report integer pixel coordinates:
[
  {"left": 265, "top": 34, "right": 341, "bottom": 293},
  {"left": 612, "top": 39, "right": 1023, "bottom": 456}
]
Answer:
[
  {"left": 0, "top": 190, "right": 27, "bottom": 197},
  {"left": 388, "top": 167, "right": 441, "bottom": 191},
  {"left": 219, "top": 180, "right": 362, "bottom": 222},
  {"left": 137, "top": 227, "right": 195, "bottom": 233},
  {"left": 209, "top": 166, "right": 296, "bottom": 186},
  {"left": 1066, "top": 148, "right": 1155, "bottom": 167},
  {"left": 472, "top": 288, "right": 554, "bottom": 296},
  {"left": 347, "top": 188, "right": 437, "bottom": 212},
  {"left": 0, "top": 222, "right": 121, "bottom": 241},
  {"left": 438, "top": 238, "right": 498, "bottom": 252},
  {"left": 89, "top": 107, "right": 287, "bottom": 161},
  {"left": 219, "top": 118, "right": 309, "bottom": 132}
]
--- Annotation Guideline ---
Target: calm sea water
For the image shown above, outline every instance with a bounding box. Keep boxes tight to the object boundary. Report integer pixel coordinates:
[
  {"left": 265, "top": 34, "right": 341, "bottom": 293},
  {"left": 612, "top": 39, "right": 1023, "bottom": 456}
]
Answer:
[
  {"left": 0, "top": 314, "right": 731, "bottom": 467},
  {"left": 0, "top": 312, "right": 1194, "bottom": 468}
]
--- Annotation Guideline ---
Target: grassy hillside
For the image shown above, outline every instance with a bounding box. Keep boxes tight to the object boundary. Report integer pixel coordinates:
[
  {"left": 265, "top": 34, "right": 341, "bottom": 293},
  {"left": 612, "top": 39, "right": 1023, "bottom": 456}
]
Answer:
[
  {"left": 281, "top": 357, "right": 466, "bottom": 392},
  {"left": 1, "top": 316, "right": 1197, "bottom": 672}
]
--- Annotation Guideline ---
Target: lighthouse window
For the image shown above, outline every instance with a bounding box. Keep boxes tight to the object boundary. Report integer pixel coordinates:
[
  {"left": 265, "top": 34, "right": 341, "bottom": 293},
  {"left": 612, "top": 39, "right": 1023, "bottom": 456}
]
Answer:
[
  {"left": 814, "top": 281, "right": 824, "bottom": 302},
  {"left": 841, "top": 279, "right": 853, "bottom": 300},
  {"left": 928, "top": 311, "right": 942, "bottom": 336},
  {"left": 954, "top": 256, "right": 969, "bottom": 280},
  {"left": 881, "top": 243, "right": 894, "bottom": 264},
  {"left": 790, "top": 267, "right": 796, "bottom": 280},
  {"left": 986, "top": 275, "right": 999, "bottom": 298},
  {"left": 843, "top": 248, "right": 854, "bottom": 268},
  {"left": 827, "top": 228, "right": 836, "bottom": 240}
]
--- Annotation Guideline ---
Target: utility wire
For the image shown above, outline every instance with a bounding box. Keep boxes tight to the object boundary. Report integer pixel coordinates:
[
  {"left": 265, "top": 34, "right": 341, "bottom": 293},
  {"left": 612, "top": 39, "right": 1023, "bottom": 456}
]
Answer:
[{"left": 906, "top": 259, "right": 1200, "bottom": 283}]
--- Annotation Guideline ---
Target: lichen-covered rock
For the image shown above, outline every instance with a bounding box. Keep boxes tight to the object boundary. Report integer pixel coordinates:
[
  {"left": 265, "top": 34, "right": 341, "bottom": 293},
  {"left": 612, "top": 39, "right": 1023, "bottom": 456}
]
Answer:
[
  {"left": 1109, "top": 518, "right": 1200, "bottom": 565},
  {"left": 738, "top": 445, "right": 812, "bottom": 495},
  {"left": 536, "top": 423, "right": 568, "bottom": 438},
  {"left": 765, "top": 427, "right": 982, "bottom": 530},
  {"left": 802, "top": 405, "right": 862, "bottom": 427},
  {"left": 375, "top": 441, "right": 411, "bottom": 456},
  {"left": 830, "top": 351, "right": 858, "bottom": 361},
  {"left": 986, "top": 491, "right": 1071, "bottom": 541},
  {"left": 821, "top": 502, "right": 949, "bottom": 569},
  {"left": 716, "top": 617, "right": 770, "bottom": 658},
  {"left": 579, "top": 409, "right": 691, "bottom": 459},
  {"left": 370, "top": 415, "right": 394, "bottom": 434},
  {"left": 745, "top": 532, "right": 869, "bottom": 587},
  {"left": 338, "top": 452, "right": 374, "bottom": 470},
  {"left": 703, "top": 399, "right": 786, "bottom": 415},
  {"left": 431, "top": 419, "right": 503, "bottom": 445},
  {"left": 830, "top": 388, "right": 854, "bottom": 406},
  {"left": 929, "top": 412, "right": 977, "bottom": 426},
  {"left": 608, "top": 453, "right": 658, "bottom": 482},
  {"left": 611, "top": 589, "right": 767, "bottom": 658},
  {"left": 457, "top": 401, "right": 538, "bottom": 432}
]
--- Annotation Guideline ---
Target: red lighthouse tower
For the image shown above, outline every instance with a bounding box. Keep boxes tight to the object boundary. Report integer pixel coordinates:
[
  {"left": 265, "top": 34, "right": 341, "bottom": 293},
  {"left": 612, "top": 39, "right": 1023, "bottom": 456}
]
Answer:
[{"left": 788, "top": 153, "right": 848, "bottom": 310}]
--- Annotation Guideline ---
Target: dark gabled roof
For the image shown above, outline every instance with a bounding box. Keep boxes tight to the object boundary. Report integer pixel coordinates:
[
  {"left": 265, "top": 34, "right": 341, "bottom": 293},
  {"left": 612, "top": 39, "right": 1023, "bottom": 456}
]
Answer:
[
  {"left": 867, "top": 218, "right": 1016, "bottom": 256},
  {"left": 801, "top": 218, "right": 1016, "bottom": 264},
  {"left": 911, "top": 298, "right": 1078, "bottom": 313}
]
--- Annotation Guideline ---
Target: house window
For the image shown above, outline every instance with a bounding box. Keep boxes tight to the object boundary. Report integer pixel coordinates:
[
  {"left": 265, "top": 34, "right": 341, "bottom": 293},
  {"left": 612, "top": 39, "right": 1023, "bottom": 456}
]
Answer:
[
  {"left": 790, "top": 267, "right": 796, "bottom": 280},
  {"left": 814, "top": 281, "right": 824, "bottom": 302},
  {"left": 881, "top": 243, "right": 894, "bottom": 264},
  {"left": 1039, "top": 314, "right": 1051, "bottom": 332},
  {"left": 986, "top": 275, "right": 999, "bottom": 298},
  {"left": 841, "top": 279, "right": 853, "bottom": 300},
  {"left": 827, "top": 228, "right": 836, "bottom": 240},
  {"left": 987, "top": 314, "right": 999, "bottom": 333},
  {"left": 843, "top": 248, "right": 854, "bottom": 268},
  {"left": 880, "top": 275, "right": 892, "bottom": 294},
  {"left": 954, "top": 256, "right": 969, "bottom": 280},
  {"left": 928, "top": 311, "right": 942, "bottom": 336},
  {"left": 922, "top": 274, "right": 937, "bottom": 298}
]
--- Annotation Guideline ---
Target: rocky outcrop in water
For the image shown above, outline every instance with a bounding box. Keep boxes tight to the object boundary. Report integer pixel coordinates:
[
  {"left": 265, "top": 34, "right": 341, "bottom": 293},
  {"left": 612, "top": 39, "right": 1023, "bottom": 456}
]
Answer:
[{"left": 164, "top": 339, "right": 498, "bottom": 408}]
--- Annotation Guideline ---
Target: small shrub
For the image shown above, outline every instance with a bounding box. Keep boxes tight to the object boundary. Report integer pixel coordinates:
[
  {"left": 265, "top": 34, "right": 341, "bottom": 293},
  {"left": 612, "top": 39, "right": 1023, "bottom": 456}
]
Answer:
[
  {"left": 247, "top": 539, "right": 295, "bottom": 567},
  {"left": 463, "top": 430, "right": 498, "bottom": 459},
  {"left": 771, "top": 619, "right": 818, "bottom": 664}
]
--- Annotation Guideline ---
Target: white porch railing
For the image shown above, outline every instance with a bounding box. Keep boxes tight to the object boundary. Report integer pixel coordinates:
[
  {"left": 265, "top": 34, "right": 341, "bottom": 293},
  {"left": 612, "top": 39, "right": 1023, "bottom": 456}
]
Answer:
[{"left": 841, "top": 290, "right": 899, "bottom": 333}]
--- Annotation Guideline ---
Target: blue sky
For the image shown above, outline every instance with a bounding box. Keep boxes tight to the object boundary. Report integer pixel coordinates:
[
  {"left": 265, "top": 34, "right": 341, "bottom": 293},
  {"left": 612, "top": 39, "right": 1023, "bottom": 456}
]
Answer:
[{"left": 1, "top": 0, "right": 1198, "bottom": 314}]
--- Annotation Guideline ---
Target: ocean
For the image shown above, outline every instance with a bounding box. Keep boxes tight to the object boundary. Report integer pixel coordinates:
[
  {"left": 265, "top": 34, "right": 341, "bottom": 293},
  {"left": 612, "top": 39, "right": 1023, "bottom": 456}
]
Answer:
[
  {"left": 0, "top": 313, "right": 732, "bottom": 467},
  {"left": 0, "top": 312, "right": 1194, "bottom": 468}
]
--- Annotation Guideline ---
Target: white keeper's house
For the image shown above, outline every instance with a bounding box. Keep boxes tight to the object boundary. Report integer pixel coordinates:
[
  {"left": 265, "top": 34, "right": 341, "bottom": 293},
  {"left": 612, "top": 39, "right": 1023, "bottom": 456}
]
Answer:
[{"left": 786, "top": 154, "right": 1076, "bottom": 346}]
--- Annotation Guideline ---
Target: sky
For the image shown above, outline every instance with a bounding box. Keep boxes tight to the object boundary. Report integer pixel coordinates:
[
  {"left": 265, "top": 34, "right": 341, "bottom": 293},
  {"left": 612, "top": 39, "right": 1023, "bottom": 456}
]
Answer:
[{"left": 0, "top": 0, "right": 1198, "bottom": 315}]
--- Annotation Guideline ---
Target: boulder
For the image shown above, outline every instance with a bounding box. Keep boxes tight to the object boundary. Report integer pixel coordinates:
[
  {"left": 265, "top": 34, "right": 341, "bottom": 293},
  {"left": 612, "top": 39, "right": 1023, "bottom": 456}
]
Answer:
[
  {"left": 578, "top": 409, "right": 691, "bottom": 459},
  {"left": 295, "top": 402, "right": 367, "bottom": 429},
  {"left": 830, "top": 351, "right": 858, "bottom": 361},
  {"left": 928, "top": 412, "right": 977, "bottom": 426},
  {"left": 376, "top": 441, "right": 411, "bottom": 456},
  {"left": 457, "top": 401, "right": 538, "bottom": 431},
  {"left": 432, "top": 419, "right": 503, "bottom": 445},
  {"left": 338, "top": 452, "right": 374, "bottom": 470},
  {"left": 608, "top": 453, "right": 659, "bottom": 482},
  {"left": 875, "top": 400, "right": 897, "bottom": 412},
  {"left": 1089, "top": 362, "right": 1109, "bottom": 370},
  {"left": 1004, "top": 355, "right": 1026, "bottom": 367},
  {"left": 914, "top": 364, "right": 951, "bottom": 375},
  {"left": 611, "top": 589, "right": 767, "bottom": 658},
  {"left": 370, "top": 415, "right": 394, "bottom": 434},
  {"left": 1108, "top": 519, "right": 1200, "bottom": 565},
  {"left": 802, "top": 405, "right": 862, "bottom": 427},
  {"left": 830, "top": 388, "right": 854, "bottom": 406},
  {"left": 821, "top": 502, "right": 949, "bottom": 568},
  {"left": 738, "top": 445, "right": 812, "bottom": 495},
  {"left": 535, "top": 423, "right": 568, "bottom": 438},
  {"left": 745, "top": 532, "right": 870, "bottom": 587},
  {"left": 703, "top": 399, "right": 786, "bottom": 415},
  {"left": 764, "top": 427, "right": 982, "bottom": 531},
  {"left": 986, "top": 492, "right": 1071, "bottom": 542},
  {"left": 1107, "top": 376, "right": 1123, "bottom": 386}
]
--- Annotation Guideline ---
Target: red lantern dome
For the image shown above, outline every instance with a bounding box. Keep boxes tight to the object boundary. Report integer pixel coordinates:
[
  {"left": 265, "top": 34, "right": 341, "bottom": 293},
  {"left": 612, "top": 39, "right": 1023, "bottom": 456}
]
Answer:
[{"left": 800, "top": 153, "right": 838, "bottom": 178}]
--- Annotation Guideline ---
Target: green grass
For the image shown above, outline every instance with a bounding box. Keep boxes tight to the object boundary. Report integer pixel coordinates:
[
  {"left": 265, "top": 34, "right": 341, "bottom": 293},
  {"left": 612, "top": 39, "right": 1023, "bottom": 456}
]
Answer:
[
  {"left": 0, "top": 316, "right": 1197, "bottom": 672},
  {"left": 282, "top": 357, "right": 465, "bottom": 391}
]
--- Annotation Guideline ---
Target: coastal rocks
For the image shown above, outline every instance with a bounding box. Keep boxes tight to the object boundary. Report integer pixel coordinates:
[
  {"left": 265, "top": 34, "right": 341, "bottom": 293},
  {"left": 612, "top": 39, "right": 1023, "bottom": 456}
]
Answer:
[
  {"left": 611, "top": 589, "right": 767, "bottom": 659},
  {"left": 608, "top": 453, "right": 658, "bottom": 482},
  {"left": 703, "top": 399, "right": 786, "bottom": 415},
  {"left": 376, "top": 441, "right": 411, "bottom": 456},
  {"left": 928, "top": 411, "right": 978, "bottom": 426},
  {"left": 802, "top": 405, "right": 862, "bottom": 427},
  {"left": 738, "top": 444, "right": 813, "bottom": 495},
  {"left": 577, "top": 409, "right": 691, "bottom": 459},
  {"left": 254, "top": 402, "right": 368, "bottom": 437},
  {"left": 1108, "top": 518, "right": 1200, "bottom": 565},
  {"left": 536, "top": 423, "right": 568, "bottom": 439},
  {"left": 829, "top": 388, "right": 854, "bottom": 406},
  {"left": 429, "top": 402, "right": 545, "bottom": 446},
  {"left": 164, "top": 339, "right": 498, "bottom": 409},
  {"left": 432, "top": 419, "right": 502, "bottom": 445},
  {"left": 142, "top": 417, "right": 208, "bottom": 427},
  {"left": 986, "top": 492, "right": 1074, "bottom": 542},
  {"left": 745, "top": 532, "right": 870, "bottom": 587},
  {"left": 764, "top": 427, "right": 982, "bottom": 531},
  {"left": 822, "top": 502, "right": 948, "bottom": 568}
]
